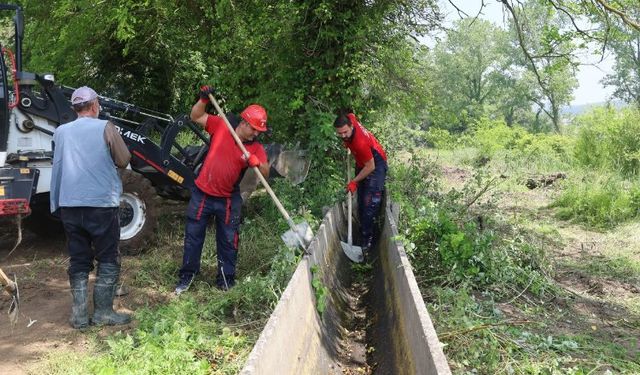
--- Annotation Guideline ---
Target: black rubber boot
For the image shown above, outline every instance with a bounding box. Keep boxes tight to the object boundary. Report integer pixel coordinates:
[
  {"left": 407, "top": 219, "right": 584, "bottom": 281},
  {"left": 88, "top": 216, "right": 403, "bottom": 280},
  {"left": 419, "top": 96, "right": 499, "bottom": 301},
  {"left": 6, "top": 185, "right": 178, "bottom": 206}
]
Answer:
[
  {"left": 92, "top": 263, "right": 132, "bottom": 326},
  {"left": 69, "top": 272, "right": 90, "bottom": 329}
]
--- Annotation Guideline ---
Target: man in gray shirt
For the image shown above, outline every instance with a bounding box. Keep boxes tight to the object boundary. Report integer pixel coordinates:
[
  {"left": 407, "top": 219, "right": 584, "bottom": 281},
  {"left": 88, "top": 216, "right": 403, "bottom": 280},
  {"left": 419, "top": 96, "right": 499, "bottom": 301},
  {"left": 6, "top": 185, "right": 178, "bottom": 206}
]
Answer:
[{"left": 50, "top": 86, "right": 132, "bottom": 328}]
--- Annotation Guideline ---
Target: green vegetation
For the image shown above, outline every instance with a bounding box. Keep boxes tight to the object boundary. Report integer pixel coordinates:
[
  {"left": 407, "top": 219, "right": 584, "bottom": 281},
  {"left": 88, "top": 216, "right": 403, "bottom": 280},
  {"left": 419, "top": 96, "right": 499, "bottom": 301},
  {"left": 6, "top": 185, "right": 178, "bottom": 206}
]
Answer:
[
  {"left": 388, "top": 108, "right": 640, "bottom": 373},
  {"left": 574, "top": 107, "right": 640, "bottom": 176},
  {"left": 552, "top": 172, "right": 640, "bottom": 229},
  {"left": 33, "top": 190, "right": 300, "bottom": 374},
  {"left": 310, "top": 265, "right": 329, "bottom": 315},
  {"left": 13, "top": 0, "right": 640, "bottom": 373}
]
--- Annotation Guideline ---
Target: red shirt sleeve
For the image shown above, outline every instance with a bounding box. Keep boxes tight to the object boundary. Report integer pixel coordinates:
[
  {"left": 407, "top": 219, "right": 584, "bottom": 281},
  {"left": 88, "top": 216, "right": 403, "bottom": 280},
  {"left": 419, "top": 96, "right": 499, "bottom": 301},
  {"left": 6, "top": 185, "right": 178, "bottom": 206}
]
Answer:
[
  {"left": 205, "top": 115, "right": 225, "bottom": 136},
  {"left": 248, "top": 143, "right": 268, "bottom": 164}
]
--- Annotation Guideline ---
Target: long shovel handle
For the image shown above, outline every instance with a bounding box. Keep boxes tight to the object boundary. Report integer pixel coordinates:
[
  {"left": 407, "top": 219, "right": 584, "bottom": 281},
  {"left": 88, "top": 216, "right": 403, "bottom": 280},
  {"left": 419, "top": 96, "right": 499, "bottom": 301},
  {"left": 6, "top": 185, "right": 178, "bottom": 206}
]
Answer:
[
  {"left": 0, "top": 268, "right": 15, "bottom": 293},
  {"left": 207, "top": 94, "right": 301, "bottom": 234},
  {"left": 347, "top": 150, "right": 353, "bottom": 246}
]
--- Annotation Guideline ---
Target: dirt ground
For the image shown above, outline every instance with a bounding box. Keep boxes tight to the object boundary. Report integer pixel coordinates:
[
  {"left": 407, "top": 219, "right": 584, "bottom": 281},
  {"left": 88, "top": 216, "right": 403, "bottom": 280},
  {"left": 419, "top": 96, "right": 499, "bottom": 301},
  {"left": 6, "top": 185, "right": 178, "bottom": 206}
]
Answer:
[
  {"left": 1, "top": 224, "right": 72, "bottom": 374},
  {"left": 0, "top": 221, "right": 139, "bottom": 375}
]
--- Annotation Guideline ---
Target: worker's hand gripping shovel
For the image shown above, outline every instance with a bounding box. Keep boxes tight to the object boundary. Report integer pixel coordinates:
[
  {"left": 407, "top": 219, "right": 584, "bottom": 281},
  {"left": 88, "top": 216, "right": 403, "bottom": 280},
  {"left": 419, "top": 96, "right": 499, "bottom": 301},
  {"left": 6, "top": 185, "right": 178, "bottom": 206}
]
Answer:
[
  {"left": 341, "top": 150, "right": 364, "bottom": 263},
  {"left": 0, "top": 267, "right": 20, "bottom": 325},
  {"left": 207, "top": 93, "right": 313, "bottom": 252}
]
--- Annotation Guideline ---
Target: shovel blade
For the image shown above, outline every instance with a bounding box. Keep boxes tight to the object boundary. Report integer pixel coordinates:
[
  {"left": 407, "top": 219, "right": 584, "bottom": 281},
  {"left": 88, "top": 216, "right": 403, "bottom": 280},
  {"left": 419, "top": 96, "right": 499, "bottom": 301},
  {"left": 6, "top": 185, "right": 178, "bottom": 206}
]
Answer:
[
  {"left": 273, "top": 150, "right": 311, "bottom": 185},
  {"left": 281, "top": 221, "right": 313, "bottom": 249},
  {"left": 341, "top": 241, "right": 364, "bottom": 263}
]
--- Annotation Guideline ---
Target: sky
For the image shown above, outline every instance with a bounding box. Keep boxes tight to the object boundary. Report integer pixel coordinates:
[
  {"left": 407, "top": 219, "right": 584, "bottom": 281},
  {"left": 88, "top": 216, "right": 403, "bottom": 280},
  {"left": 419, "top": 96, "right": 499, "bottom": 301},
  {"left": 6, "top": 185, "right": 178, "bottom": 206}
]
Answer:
[{"left": 440, "top": 1, "right": 616, "bottom": 106}]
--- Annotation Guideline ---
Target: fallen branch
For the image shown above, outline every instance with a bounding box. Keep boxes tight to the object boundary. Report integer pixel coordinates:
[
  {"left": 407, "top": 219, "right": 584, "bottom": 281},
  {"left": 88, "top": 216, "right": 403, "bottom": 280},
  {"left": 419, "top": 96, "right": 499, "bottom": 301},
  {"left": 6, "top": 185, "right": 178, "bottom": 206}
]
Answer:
[
  {"left": 505, "top": 276, "right": 535, "bottom": 305},
  {"left": 464, "top": 176, "right": 499, "bottom": 210},
  {"left": 439, "top": 319, "right": 534, "bottom": 339},
  {"left": 525, "top": 172, "right": 566, "bottom": 189}
]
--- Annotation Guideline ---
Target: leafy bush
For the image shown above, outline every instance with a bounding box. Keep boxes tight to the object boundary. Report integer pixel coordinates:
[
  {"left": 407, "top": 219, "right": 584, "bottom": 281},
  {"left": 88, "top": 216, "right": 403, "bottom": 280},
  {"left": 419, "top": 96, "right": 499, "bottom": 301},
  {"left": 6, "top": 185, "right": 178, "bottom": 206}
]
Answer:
[
  {"left": 387, "top": 151, "right": 441, "bottom": 222},
  {"left": 574, "top": 107, "right": 640, "bottom": 176},
  {"left": 425, "top": 127, "right": 456, "bottom": 149},
  {"left": 511, "top": 132, "right": 573, "bottom": 161},
  {"left": 472, "top": 118, "right": 524, "bottom": 157},
  {"left": 388, "top": 155, "right": 550, "bottom": 291},
  {"left": 406, "top": 202, "right": 549, "bottom": 290}
]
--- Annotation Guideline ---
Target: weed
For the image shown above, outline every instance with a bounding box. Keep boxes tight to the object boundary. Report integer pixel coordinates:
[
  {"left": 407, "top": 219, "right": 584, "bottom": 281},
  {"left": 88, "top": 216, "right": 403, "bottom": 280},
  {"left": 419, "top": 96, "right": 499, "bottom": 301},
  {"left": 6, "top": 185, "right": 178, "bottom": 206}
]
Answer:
[
  {"left": 388, "top": 147, "right": 640, "bottom": 374},
  {"left": 552, "top": 172, "right": 640, "bottom": 229},
  {"left": 350, "top": 262, "right": 373, "bottom": 284},
  {"left": 310, "top": 265, "right": 329, "bottom": 315},
  {"left": 574, "top": 107, "right": 640, "bottom": 177}
]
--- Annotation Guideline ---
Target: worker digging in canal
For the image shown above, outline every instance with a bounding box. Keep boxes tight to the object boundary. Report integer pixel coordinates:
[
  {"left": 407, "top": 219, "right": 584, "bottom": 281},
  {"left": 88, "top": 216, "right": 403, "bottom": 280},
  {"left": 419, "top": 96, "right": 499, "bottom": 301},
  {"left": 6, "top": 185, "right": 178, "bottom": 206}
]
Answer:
[
  {"left": 334, "top": 110, "right": 388, "bottom": 260},
  {"left": 175, "top": 86, "right": 270, "bottom": 294}
]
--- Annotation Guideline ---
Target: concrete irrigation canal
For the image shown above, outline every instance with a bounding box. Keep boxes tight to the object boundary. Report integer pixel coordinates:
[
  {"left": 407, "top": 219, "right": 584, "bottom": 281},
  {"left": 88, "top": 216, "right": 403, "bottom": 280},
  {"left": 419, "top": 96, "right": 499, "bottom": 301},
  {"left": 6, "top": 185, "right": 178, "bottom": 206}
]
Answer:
[{"left": 241, "top": 199, "right": 452, "bottom": 374}]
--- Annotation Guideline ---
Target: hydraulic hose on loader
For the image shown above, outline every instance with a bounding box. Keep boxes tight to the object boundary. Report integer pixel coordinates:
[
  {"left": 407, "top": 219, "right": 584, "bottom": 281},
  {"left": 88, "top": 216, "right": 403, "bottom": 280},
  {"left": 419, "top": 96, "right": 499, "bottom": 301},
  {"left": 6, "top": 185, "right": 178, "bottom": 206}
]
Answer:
[{"left": 207, "top": 93, "right": 313, "bottom": 252}]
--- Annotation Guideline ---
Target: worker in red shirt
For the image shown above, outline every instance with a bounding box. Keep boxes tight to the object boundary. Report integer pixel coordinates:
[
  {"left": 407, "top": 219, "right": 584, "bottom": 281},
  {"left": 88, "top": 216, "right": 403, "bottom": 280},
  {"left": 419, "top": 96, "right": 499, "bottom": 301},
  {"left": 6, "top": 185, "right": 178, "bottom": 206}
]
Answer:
[
  {"left": 175, "top": 86, "right": 270, "bottom": 294},
  {"left": 334, "top": 111, "right": 387, "bottom": 259}
]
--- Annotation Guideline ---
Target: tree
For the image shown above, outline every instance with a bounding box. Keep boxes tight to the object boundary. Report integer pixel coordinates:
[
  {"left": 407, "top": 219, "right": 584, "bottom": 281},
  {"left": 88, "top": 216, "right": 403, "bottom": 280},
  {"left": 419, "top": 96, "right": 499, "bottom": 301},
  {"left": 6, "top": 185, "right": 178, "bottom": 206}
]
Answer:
[
  {"left": 504, "top": 0, "right": 579, "bottom": 132},
  {"left": 601, "top": 11, "right": 640, "bottom": 107},
  {"left": 428, "top": 19, "right": 511, "bottom": 130},
  {"left": 20, "top": 0, "right": 442, "bottom": 149},
  {"left": 448, "top": 0, "right": 640, "bottom": 126}
]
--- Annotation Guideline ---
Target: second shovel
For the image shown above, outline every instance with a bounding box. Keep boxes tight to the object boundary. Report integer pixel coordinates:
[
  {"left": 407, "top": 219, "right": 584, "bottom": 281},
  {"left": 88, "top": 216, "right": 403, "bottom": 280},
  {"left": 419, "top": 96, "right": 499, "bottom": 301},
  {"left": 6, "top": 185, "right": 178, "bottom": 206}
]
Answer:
[{"left": 341, "top": 150, "right": 363, "bottom": 263}]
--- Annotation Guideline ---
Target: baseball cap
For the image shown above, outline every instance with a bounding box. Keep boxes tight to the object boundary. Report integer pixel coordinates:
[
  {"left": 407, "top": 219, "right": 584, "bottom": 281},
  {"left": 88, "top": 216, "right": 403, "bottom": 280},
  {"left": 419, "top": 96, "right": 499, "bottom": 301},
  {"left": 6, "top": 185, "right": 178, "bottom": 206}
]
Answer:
[{"left": 71, "top": 86, "right": 98, "bottom": 105}]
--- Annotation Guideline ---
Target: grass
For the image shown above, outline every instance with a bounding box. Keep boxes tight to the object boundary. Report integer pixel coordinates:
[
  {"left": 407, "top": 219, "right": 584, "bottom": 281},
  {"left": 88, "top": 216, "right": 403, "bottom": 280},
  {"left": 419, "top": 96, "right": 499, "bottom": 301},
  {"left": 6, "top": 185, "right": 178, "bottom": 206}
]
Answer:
[
  {"left": 390, "top": 148, "right": 640, "bottom": 374},
  {"left": 427, "top": 285, "right": 640, "bottom": 374},
  {"left": 561, "top": 255, "right": 640, "bottom": 284},
  {"left": 30, "top": 195, "right": 300, "bottom": 374},
  {"left": 552, "top": 172, "right": 640, "bottom": 230}
]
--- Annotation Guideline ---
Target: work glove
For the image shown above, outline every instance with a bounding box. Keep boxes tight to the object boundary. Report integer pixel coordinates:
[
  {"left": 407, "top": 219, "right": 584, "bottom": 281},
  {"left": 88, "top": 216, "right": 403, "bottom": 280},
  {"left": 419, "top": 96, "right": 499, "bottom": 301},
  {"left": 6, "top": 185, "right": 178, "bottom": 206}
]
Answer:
[
  {"left": 247, "top": 153, "right": 261, "bottom": 168},
  {"left": 346, "top": 180, "right": 358, "bottom": 193},
  {"left": 198, "top": 85, "right": 216, "bottom": 103}
]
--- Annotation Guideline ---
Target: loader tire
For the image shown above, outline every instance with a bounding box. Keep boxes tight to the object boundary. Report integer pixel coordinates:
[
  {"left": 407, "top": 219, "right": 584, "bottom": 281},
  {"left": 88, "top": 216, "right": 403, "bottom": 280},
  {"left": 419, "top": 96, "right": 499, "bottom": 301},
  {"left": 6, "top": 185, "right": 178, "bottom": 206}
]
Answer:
[{"left": 118, "top": 170, "right": 158, "bottom": 255}]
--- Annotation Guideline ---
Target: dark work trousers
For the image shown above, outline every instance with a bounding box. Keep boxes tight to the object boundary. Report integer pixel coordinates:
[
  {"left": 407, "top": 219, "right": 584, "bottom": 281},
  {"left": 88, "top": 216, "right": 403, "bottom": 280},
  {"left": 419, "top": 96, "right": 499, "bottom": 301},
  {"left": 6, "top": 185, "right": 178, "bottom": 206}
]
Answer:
[
  {"left": 356, "top": 157, "right": 387, "bottom": 251},
  {"left": 59, "top": 207, "right": 121, "bottom": 275},
  {"left": 179, "top": 186, "right": 242, "bottom": 287}
]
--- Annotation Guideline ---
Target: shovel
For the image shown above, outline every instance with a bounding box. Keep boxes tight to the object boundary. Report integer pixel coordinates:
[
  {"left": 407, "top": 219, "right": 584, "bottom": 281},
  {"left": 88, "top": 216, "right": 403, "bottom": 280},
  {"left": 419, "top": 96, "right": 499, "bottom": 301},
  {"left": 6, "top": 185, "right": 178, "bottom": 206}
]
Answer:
[
  {"left": 207, "top": 93, "right": 313, "bottom": 252},
  {"left": 0, "top": 267, "right": 19, "bottom": 325},
  {"left": 341, "top": 150, "right": 364, "bottom": 263}
]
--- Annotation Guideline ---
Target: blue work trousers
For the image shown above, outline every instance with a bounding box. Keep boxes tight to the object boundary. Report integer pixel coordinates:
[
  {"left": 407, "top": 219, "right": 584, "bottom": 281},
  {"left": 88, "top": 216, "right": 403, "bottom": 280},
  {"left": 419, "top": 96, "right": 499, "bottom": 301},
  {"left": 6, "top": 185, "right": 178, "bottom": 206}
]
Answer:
[
  {"left": 179, "top": 187, "right": 242, "bottom": 287},
  {"left": 356, "top": 160, "right": 387, "bottom": 250},
  {"left": 59, "top": 206, "right": 121, "bottom": 275}
]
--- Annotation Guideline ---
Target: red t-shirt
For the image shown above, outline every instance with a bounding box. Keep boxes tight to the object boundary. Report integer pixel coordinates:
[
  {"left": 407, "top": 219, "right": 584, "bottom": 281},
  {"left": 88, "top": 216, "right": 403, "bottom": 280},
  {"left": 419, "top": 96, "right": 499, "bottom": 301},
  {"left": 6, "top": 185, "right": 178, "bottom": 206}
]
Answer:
[
  {"left": 343, "top": 113, "right": 387, "bottom": 168},
  {"left": 195, "top": 115, "right": 267, "bottom": 197}
]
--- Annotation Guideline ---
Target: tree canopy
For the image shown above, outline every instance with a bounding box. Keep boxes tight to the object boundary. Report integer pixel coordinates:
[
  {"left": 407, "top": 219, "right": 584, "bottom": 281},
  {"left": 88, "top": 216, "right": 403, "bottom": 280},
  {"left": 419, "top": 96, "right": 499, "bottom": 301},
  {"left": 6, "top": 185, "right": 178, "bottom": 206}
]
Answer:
[
  {"left": 6, "top": 0, "right": 640, "bottom": 140},
  {"left": 20, "top": 0, "right": 441, "bottom": 147}
]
